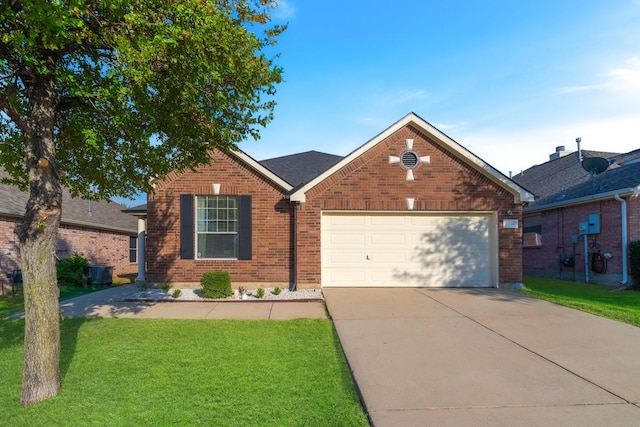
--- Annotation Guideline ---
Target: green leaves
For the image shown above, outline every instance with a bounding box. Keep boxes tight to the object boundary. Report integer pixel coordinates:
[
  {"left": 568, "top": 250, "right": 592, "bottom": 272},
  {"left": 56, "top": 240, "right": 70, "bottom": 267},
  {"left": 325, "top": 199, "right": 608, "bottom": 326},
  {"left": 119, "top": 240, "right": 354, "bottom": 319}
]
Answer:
[{"left": 0, "top": 0, "right": 285, "bottom": 199}]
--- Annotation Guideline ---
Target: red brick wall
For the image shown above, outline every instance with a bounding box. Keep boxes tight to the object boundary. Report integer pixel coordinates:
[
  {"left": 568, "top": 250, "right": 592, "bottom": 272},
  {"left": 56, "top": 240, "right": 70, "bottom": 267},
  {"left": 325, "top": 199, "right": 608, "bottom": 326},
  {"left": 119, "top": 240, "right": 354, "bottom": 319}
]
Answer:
[
  {"left": 0, "top": 215, "right": 136, "bottom": 289},
  {"left": 57, "top": 225, "right": 136, "bottom": 277},
  {"left": 146, "top": 151, "right": 294, "bottom": 285},
  {"left": 522, "top": 196, "right": 638, "bottom": 284},
  {"left": 298, "top": 125, "right": 524, "bottom": 286},
  {"left": 147, "top": 125, "right": 526, "bottom": 288}
]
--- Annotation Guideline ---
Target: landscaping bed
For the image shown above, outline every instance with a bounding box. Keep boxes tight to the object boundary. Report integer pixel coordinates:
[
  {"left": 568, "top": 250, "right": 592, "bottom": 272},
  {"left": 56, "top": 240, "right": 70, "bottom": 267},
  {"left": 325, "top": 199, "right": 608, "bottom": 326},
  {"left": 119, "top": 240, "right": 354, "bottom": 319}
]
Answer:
[{"left": 124, "top": 285, "right": 324, "bottom": 302}]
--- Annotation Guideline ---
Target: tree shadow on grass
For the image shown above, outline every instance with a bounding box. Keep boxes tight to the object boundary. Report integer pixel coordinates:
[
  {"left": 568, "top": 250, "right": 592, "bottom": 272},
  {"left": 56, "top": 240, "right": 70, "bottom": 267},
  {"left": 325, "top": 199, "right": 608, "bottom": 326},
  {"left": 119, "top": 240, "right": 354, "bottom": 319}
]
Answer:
[
  {"left": 60, "top": 317, "right": 88, "bottom": 385},
  {"left": 0, "top": 317, "right": 89, "bottom": 392}
]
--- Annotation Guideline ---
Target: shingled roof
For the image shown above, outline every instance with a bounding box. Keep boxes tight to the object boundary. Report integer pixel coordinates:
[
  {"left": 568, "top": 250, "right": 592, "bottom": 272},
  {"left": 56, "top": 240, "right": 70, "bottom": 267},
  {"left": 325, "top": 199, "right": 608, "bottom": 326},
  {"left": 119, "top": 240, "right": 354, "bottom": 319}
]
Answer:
[
  {"left": 512, "top": 149, "right": 640, "bottom": 211},
  {"left": 0, "top": 168, "right": 137, "bottom": 234},
  {"left": 259, "top": 150, "right": 344, "bottom": 188}
]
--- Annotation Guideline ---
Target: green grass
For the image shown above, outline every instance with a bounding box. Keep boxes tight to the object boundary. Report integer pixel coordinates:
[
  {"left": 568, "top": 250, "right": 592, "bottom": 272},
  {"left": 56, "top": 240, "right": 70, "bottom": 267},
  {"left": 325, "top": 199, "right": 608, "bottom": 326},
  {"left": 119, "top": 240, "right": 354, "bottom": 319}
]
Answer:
[
  {"left": 0, "top": 318, "right": 368, "bottom": 426},
  {"left": 521, "top": 276, "right": 640, "bottom": 327}
]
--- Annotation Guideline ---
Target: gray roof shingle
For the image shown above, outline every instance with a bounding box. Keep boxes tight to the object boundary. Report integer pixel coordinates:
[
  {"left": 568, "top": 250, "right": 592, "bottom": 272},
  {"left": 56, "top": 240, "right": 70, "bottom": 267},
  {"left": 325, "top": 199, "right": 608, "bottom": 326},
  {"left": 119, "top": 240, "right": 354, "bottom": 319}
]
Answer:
[
  {"left": 259, "top": 150, "right": 344, "bottom": 188},
  {"left": 0, "top": 168, "right": 137, "bottom": 233},
  {"left": 513, "top": 149, "right": 640, "bottom": 210}
]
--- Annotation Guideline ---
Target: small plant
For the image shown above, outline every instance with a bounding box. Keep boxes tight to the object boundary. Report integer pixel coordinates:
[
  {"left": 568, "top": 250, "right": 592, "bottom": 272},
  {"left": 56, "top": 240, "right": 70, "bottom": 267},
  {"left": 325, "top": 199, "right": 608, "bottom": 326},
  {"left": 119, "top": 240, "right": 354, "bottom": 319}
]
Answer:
[
  {"left": 238, "top": 286, "right": 247, "bottom": 295},
  {"left": 57, "top": 254, "right": 90, "bottom": 287},
  {"left": 201, "top": 271, "right": 232, "bottom": 299},
  {"left": 256, "top": 287, "right": 265, "bottom": 299},
  {"left": 273, "top": 287, "right": 282, "bottom": 296},
  {"left": 138, "top": 283, "right": 148, "bottom": 293},
  {"left": 171, "top": 289, "right": 182, "bottom": 299},
  {"left": 162, "top": 282, "right": 172, "bottom": 293}
]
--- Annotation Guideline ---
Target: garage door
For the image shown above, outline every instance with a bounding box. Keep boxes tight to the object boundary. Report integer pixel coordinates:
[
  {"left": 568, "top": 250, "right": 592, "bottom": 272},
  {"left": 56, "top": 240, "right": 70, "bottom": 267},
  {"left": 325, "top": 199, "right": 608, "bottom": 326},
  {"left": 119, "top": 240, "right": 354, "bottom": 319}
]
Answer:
[{"left": 321, "top": 212, "right": 496, "bottom": 287}]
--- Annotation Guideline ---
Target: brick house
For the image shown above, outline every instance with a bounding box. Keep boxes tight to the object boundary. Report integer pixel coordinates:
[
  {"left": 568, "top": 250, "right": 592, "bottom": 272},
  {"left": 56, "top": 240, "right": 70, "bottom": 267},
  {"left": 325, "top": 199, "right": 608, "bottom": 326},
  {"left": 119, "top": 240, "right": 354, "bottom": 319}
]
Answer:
[
  {"left": 513, "top": 146, "right": 640, "bottom": 286},
  {"left": 0, "top": 167, "right": 138, "bottom": 292},
  {"left": 146, "top": 113, "right": 533, "bottom": 289}
]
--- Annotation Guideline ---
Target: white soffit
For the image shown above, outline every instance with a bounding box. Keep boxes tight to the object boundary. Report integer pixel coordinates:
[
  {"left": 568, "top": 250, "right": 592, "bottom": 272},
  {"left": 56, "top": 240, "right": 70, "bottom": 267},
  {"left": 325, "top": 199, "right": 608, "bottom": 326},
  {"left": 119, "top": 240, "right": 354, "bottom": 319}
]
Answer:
[{"left": 289, "top": 113, "right": 534, "bottom": 204}]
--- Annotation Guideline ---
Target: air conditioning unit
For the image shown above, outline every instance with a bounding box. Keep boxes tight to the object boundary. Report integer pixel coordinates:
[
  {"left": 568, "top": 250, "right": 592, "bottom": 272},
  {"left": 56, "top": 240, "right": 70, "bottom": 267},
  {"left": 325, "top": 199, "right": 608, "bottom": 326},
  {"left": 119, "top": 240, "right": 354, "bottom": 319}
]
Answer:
[{"left": 87, "top": 265, "right": 113, "bottom": 285}]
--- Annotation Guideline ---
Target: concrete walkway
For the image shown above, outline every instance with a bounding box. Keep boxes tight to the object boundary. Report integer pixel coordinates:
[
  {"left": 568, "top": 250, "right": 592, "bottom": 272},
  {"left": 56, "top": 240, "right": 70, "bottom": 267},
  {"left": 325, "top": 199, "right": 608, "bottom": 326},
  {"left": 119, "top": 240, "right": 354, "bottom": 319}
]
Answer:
[
  {"left": 324, "top": 288, "right": 640, "bottom": 427},
  {"left": 55, "top": 283, "right": 327, "bottom": 320}
]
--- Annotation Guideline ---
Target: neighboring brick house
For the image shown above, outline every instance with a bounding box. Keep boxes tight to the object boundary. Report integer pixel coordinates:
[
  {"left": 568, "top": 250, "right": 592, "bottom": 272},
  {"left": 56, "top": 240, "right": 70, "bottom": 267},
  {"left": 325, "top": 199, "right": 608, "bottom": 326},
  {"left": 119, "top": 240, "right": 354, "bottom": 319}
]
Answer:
[
  {"left": 146, "top": 113, "right": 533, "bottom": 289},
  {"left": 512, "top": 146, "right": 640, "bottom": 286},
  {"left": 0, "top": 167, "right": 138, "bottom": 291}
]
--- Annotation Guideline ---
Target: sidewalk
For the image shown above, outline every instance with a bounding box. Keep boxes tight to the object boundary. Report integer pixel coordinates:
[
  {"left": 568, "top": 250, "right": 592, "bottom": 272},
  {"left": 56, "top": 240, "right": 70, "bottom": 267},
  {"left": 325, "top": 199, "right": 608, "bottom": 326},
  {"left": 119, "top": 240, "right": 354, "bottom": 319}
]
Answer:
[{"left": 49, "top": 283, "right": 327, "bottom": 320}]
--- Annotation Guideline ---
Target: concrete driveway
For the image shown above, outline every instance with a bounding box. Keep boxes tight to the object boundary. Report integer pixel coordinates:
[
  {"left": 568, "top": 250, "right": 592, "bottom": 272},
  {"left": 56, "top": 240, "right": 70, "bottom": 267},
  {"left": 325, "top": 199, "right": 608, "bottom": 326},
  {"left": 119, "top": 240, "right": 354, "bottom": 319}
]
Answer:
[{"left": 324, "top": 288, "right": 640, "bottom": 427}]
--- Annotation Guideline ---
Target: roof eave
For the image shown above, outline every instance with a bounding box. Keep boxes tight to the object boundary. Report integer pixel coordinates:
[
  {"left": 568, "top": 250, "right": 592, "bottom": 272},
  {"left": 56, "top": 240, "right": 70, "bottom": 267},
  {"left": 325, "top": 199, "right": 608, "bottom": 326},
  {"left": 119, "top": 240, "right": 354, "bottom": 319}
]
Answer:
[
  {"left": 524, "top": 186, "right": 640, "bottom": 214},
  {"left": 229, "top": 149, "right": 293, "bottom": 192}
]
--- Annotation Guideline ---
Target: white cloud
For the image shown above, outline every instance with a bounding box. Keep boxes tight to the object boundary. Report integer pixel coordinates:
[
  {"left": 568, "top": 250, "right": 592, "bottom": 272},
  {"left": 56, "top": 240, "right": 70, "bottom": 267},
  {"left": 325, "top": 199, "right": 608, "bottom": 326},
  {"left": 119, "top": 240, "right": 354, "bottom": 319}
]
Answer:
[
  {"left": 272, "top": 0, "right": 295, "bottom": 20},
  {"left": 555, "top": 85, "right": 601, "bottom": 94},
  {"left": 458, "top": 115, "right": 640, "bottom": 176},
  {"left": 605, "top": 56, "right": 640, "bottom": 92}
]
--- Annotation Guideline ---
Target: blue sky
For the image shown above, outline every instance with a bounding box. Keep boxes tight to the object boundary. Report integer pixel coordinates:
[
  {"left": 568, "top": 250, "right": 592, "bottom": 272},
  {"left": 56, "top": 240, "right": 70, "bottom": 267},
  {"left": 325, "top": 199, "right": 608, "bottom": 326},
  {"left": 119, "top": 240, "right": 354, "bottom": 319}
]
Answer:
[{"left": 120, "top": 0, "right": 640, "bottom": 205}]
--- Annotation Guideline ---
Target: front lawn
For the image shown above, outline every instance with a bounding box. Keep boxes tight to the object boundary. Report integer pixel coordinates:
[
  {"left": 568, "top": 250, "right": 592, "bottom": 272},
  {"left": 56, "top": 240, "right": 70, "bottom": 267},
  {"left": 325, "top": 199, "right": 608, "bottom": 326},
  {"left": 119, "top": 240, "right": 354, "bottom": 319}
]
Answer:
[
  {"left": 521, "top": 276, "right": 640, "bottom": 327},
  {"left": 0, "top": 318, "right": 368, "bottom": 426}
]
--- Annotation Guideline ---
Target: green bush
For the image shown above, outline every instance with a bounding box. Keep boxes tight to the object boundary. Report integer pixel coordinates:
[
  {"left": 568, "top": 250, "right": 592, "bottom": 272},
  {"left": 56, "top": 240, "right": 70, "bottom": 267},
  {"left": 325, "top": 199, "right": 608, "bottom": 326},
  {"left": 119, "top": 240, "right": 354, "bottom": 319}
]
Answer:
[
  {"left": 629, "top": 240, "right": 640, "bottom": 289},
  {"left": 200, "top": 271, "right": 232, "bottom": 299},
  {"left": 256, "top": 287, "right": 265, "bottom": 299},
  {"left": 57, "top": 254, "right": 90, "bottom": 287}
]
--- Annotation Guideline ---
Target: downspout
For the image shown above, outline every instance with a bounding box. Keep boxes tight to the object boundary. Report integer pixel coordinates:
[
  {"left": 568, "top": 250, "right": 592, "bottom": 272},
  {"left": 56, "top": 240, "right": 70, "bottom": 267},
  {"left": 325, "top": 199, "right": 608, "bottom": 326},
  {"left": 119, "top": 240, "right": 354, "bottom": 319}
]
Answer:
[
  {"left": 614, "top": 194, "right": 629, "bottom": 285},
  {"left": 290, "top": 203, "right": 299, "bottom": 291}
]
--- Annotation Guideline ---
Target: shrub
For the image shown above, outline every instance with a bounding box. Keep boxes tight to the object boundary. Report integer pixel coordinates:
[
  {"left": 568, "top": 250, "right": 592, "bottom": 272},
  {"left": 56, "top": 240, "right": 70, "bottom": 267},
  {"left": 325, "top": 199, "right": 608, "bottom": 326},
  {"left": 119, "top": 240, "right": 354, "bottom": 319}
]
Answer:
[
  {"left": 162, "top": 282, "right": 172, "bottom": 293},
  {"left": 273, "top": 287, "right": 282, "bottom": 296},
  {"left": 57, "top": 254, "right": 90, "bottom": 287},
  {"left": 629, "top": 240, "right": 640, "bottom": 289},
  {"left": 201, "top": 271, "right": 232, "bottom": 299},
  {"left": 171, "top": 289, "right": 182, "bottom": 299},
  {"left": 256, "top": 287, "right": 265, "bottom": 299}
]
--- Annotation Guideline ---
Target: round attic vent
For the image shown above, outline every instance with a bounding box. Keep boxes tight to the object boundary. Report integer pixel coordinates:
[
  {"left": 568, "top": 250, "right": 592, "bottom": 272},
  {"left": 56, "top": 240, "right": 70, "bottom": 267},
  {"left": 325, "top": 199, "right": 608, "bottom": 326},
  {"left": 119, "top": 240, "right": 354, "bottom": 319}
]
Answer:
[{"left": 400, "top": 151, "right": 419, "bottom": 169}]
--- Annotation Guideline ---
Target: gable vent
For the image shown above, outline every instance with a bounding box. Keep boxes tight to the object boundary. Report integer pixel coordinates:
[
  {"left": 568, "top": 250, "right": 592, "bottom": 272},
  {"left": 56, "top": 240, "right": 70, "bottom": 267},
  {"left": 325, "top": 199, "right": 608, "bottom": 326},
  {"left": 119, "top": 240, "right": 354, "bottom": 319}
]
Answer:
[{"left": 401, "top": 151, "right": 419, "bottom": 169}]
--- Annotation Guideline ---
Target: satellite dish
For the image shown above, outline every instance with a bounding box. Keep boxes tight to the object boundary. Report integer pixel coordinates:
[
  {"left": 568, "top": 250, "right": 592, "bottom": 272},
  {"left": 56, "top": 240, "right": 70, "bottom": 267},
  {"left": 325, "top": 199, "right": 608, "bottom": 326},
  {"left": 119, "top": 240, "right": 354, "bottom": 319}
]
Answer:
[{"left": 582, "top": 157, "right": 610, "bottom": 175}]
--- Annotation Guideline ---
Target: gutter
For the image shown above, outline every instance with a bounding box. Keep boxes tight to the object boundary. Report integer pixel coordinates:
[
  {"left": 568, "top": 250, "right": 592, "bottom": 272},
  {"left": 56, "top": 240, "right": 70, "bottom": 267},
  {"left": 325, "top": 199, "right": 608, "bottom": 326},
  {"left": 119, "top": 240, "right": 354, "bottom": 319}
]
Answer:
[
  {"left": 614, "top": 194, "right": 629, "bottom": 285},
  {"left": 524, "top": 187, "right": 640, "bottom": 214}
]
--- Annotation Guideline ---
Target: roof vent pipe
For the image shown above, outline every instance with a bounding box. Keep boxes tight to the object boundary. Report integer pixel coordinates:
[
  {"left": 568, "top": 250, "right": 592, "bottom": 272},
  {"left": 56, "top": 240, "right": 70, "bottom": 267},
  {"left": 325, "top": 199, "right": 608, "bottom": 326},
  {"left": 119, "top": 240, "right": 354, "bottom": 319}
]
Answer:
[
  {"left": 614, "top": 194, "right": 629, "bottom": 285},
  {"left": 576, "top": 137, "right": 582, "bottom": 162}
]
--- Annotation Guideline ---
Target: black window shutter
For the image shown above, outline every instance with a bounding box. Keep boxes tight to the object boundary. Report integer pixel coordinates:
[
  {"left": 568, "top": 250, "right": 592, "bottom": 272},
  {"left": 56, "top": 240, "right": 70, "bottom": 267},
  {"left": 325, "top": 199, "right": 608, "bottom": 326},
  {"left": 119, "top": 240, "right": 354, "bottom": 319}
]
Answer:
[
  {"left": 180, "top": 194, "right": 195, "bottom": 259},
  {"left": 238, "top": 195, "right": 252, "bottom": 260}
]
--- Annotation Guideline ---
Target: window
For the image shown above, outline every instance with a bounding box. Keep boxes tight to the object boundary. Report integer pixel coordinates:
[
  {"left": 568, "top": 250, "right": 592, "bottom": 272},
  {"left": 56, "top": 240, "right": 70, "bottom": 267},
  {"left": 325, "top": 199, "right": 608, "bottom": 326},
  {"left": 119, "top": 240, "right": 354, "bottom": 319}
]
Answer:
[
  {"left": 180, "top": 194, "right": 251, "bottom": 260},
  {"left": 129, "top": 236, "right": 137, "bottom": 263},
  {"left": 523, "top": 215, "right": 542, "bottom": 247},
  {"left": 196, "top": 196, "right": 238, "bottom": 259}
]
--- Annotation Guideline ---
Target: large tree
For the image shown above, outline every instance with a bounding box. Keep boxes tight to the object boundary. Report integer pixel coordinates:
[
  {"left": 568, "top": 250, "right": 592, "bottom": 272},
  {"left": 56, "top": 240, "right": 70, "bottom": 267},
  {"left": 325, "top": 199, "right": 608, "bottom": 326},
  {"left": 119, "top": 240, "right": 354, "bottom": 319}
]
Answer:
[{"left": 0, "top": 0, "right": 284, "bottom": 405}]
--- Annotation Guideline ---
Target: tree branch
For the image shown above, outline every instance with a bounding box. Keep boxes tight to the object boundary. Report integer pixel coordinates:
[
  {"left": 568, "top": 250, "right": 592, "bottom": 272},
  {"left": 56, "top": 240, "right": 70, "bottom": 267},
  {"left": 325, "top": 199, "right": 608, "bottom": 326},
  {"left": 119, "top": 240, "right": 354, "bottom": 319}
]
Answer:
[{"left": 0, "top": 83, "right": 26, "bottom": 131}]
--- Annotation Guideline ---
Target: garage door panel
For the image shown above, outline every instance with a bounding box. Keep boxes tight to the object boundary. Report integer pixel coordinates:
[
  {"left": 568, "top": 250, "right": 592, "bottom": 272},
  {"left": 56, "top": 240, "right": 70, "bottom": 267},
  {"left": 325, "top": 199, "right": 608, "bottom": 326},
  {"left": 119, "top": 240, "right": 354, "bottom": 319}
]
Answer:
[
  {"left": 370, "top": 233, "right": 407, "bottom": 246},
  {"left": 322, "top": 212, "right": 495, "bottom": 288},
  {"left": 325, "top": 251, "right": 365, "bottom": 265}
]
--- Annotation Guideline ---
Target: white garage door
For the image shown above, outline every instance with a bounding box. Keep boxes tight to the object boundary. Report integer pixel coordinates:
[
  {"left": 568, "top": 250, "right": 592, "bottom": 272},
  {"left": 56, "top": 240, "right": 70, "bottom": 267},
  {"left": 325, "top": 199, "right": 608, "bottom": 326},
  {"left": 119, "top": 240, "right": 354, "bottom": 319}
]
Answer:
[{"left": 321, "top": 212, "right": 496, "bottom": 287}]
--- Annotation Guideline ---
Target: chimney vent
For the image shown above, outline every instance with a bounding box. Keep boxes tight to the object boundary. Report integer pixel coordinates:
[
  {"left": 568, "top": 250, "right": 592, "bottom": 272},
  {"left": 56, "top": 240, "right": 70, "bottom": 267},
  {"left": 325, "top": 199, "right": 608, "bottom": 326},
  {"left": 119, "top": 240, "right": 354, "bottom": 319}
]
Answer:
[{"left": 550, "top": 145, "right": 571, "bottom": 161}]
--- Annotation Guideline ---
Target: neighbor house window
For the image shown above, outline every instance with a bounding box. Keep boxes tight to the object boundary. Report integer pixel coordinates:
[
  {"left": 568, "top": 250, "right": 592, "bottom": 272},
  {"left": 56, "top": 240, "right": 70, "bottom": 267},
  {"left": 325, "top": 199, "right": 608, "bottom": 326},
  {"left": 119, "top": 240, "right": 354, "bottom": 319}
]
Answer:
[
  {"left": 129, "top": 236, "right": 137, "bottom": 263},
  {"left": 196, "top": 195, "right": 238, "bottom": 259},
  {"left": 523, "top": 215, "right": 542, "bottom": 247}
]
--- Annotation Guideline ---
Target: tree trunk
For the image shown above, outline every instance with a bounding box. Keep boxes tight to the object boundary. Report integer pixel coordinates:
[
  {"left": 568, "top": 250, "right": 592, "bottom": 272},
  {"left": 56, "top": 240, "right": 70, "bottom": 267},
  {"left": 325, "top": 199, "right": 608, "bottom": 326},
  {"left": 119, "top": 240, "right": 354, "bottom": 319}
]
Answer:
[
  {"left": 19, "top": 215, "right": 61, "bottom": 406},
  {"left": 17, "top": 70, "right": 63, "bottom": 406}
]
